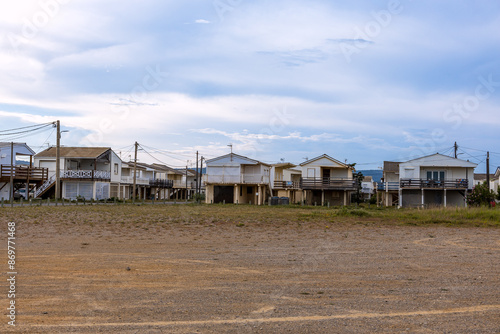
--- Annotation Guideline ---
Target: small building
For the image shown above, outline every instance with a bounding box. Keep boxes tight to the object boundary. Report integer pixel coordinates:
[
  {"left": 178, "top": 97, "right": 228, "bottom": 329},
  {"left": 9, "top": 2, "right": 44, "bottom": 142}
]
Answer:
[
  {"left": 377, "top": 161, "right": 400, "bottom": 207},
  {"left": 299, "top": 154, "right": 356, "bottom": 206},
  {"left": 0, "top": 142, "right": 48, "bottom": 200},
  {"left": 270, "top": 162, "right": 303, "bottom": 203},
  {"left": 473, "top": 170, "right": 499, "bottom": 194},
  {"left": 34, "top": 147, "right": 122, "bottom": 200},
  {"left": 398, "top": 153, "right": 477, "bottom": 207},
  {"left": 204, "top": 153, "right": 271, "bottom": 205},
  {"left": 360, "top": 176, "right": 376, "bottom": 201}
]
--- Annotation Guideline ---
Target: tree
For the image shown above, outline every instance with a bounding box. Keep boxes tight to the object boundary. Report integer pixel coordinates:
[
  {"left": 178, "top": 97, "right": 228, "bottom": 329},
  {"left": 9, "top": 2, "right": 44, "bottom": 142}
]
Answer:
[
  {"left": 468, "top": 182, "right": 495, "bottom": 206},
  {"left": 352, "top": 170, "right": 364, "bottom": 204}
]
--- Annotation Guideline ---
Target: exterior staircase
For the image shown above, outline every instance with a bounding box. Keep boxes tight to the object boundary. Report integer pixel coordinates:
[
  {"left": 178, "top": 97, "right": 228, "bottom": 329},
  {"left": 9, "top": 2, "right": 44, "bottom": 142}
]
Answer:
[{"left": 35, "top": 175, "right": 55, "bottom": 198}]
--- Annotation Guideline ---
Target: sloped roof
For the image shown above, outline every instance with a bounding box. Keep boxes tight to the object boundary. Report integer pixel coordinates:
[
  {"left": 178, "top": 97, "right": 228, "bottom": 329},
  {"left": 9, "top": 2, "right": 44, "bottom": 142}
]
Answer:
[
  {"left": 474, "top": 173, "right": 497, "bottom": 181},
  {"left": 400, "top": 153, "right": 477, "bottom": 168},
  {"left": 383, "top": 161, "right": 400, "bottom": 173},
  {"left": 299, "top": 154, "right": 351, "bottom": 168},
  {"left": 0, "top": 142, "right": 35, "bottom": 155},
  {"left": 272, "top": 162, "right": 297, "bottom": 168},
  {"left": 206, "top": 153, "right": 270, "bottom": 166},
  {"left": 35, "top": 147, "right": 111, "bottom": 159}
]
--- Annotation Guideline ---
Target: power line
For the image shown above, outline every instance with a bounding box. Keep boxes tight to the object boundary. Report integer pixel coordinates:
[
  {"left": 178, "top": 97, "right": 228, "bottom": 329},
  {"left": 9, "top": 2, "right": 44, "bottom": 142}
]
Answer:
[{"left": 0, "top": 122, "right": 54, "bottom": 133}]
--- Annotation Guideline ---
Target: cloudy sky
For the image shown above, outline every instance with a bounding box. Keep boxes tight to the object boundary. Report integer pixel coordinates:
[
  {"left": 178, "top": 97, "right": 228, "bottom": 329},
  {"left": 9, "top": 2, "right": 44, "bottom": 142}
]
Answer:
[{"left": 1, "top": 0, "right": 499, "bottom": 170}]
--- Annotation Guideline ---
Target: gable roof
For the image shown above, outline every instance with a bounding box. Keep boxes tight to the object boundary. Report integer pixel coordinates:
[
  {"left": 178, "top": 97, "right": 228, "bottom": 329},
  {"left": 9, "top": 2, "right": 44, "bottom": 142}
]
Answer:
[
  {"left": 299, "top": 154, "right": 351, "bottom": 168},
  {"left": 206, "top": 153, "right": 270, "bottom": 166},
  {"left": 35, "top": 147, "right": 111, "bottom": 159},
  {"left": 400, "top": 153, "right": 477, "bottom": 168},
  {"left": 0, "top": 142, "right": 35, "bottom": 156}
]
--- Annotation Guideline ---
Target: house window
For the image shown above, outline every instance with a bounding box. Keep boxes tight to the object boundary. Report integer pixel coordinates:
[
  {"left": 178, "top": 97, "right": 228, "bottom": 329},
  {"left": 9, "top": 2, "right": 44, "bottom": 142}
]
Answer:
[
  {"left": 114, "top": 163, "right": 119, "bottom": 175},
  {"left": 426, "top": 171, "right": 445, "bottom": 181}
]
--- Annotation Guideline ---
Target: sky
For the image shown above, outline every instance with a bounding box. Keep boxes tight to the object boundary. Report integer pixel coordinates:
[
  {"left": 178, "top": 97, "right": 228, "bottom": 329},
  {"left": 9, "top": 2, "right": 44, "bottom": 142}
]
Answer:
[{"left": 0, "top": 0, "right": 499, "bottom": 171}]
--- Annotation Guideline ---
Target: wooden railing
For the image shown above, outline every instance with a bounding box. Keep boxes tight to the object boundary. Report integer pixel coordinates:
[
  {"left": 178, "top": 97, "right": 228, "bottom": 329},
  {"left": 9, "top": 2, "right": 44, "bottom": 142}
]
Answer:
[
  {"left": 0, "top": 165, "right": 48, "bottom": 181},
  {"left": 149, "top": 179, "right": 173, "bottom": 188},
  {"left": 400, "top": 179, "right": 469, "bottom": 189},
  {"left": 273, "top": 180, "right": 301, "bottom": 189},
  {"left": 377, "top": 182, "right": 400, "bottom": 191},
  {"left": 300, "top": 177, "right": 357, "bottom": 190}
]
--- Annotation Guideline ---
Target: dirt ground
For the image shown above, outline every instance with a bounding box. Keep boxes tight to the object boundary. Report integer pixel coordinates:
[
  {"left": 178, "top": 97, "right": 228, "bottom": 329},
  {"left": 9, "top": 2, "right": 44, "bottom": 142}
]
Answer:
[{"left": 1, "top": 206, "right": 499, "bottom": 333}]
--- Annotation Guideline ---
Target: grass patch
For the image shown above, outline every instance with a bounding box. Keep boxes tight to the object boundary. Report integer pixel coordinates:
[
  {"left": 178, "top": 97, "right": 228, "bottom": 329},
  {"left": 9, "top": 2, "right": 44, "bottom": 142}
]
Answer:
[{"left": 0, "top": 204, "right": 498, "bottom": 228}]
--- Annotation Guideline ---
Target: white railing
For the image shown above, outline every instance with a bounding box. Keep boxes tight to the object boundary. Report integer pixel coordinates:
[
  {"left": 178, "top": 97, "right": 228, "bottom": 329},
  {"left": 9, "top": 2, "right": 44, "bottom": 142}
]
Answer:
[
  {"left": 34, "top": 175, "right": 55, "bottom": 198},
  {"left": 121, "top": 176, "right": 150, "bottom": 185},
  {"left": 205, "top": 174, "right": 270, "bottom": 184},
  {"left": 242, "top": 174, "right": 270, "bottom": 184},
  {"left": 62, "top": 170, "right": 111, "bottom": 179}
]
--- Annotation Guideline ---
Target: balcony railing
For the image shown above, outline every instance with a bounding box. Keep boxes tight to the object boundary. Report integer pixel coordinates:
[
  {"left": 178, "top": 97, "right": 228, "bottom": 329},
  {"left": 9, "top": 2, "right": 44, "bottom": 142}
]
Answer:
[
  {"left": 301, "top": 177, "right": 357, "bottom": 190},
  {"left": 149, "top": 179, "right": 173, "bottom": 188},
  {"left": 377, "top": 182, "right": 400, "bottom": 191},
  {"left": 62, "top": 170, "right": 111, "bottom": 180},
  {"left": 205, "top": 174, "right": 270, "bottom": 184},
  {"left": 121, "top": 176, "right": 150, "bottom": 185},
  {"left": 400, "top": 178, "right": 469, "bottom": 189},
  {"left": 0, "top": 165, "right": 48, "bottom": 182},
  {"left": 273, "top": 180, "right": 301, "bottom": 189}
]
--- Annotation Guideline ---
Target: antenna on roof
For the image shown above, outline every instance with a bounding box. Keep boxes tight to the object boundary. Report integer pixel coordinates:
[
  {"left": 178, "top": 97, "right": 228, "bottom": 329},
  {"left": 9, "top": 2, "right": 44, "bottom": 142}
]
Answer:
[
  {"left": 280, "top": 158, "right": 285, "bottom": 163},
  {"left": 302, "top": 157, "right": 308, "bottom": 162},
  {"left": 228, "top": 143, "right": 233, "bottom": 161}
]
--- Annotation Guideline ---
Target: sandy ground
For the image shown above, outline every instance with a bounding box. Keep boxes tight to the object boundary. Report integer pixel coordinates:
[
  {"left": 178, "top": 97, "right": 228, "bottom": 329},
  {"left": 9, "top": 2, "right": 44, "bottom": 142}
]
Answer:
[{"left": 1, "top": 207, "right": 499, "bottom": 333}]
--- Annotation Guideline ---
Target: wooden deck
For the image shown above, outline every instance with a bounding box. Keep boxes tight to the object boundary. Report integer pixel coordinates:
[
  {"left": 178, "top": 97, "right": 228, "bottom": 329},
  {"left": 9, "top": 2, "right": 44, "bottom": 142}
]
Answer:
[
  {"left": 0, "top": 165, "right": 48, "bottom": 183},
  {"left": 400, "top": 178, "right": 469, "bottom": 189},
  {"left": 300, "top": 177, "right": 357, "bottom": 191}
]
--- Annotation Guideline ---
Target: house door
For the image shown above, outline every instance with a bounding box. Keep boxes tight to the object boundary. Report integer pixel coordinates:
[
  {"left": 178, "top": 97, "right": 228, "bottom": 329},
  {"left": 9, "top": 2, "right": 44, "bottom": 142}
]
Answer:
[{"left": 322, "top": 169, "right": 330, "bottom": 185}]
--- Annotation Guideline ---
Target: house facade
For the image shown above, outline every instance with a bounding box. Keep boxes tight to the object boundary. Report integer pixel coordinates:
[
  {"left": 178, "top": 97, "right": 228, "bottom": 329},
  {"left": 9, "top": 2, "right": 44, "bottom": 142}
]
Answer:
[
  {"left": 34, "top": 147, "right": 122, "bottom": 200},
  {"left": 299, "top": 154, "right": 356, "bottom": 206},
  {"left": 377, "top": 161, "right": 400, "bottom": 207},
  {"left": 204, "top": 153, "right": 270, "bottom": 205},
  {"left": 270, "top": 163, "right": 303, "bottom": 203},
  {"left": 0, "top": 142, "right": 48, "bottom": 200},
  {"left": 398, "top": 153, "right": 477, "bottom": 207},
  {"left": 360, "top": 176, "right": 376, "bottom": 201}
]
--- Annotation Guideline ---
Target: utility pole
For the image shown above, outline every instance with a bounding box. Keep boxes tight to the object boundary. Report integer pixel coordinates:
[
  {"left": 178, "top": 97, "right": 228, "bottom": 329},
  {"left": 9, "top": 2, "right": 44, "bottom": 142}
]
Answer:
[
  {"left": 454, "top": 141, "right": 458, "bottom": 159},
  {"left": 486, "top": 151, "right": 490, "bottom": 192},
  {"left": 185, "top": 163, "right": 188, "bottom": 200},
  {"left": 195, "top": 151, "right": 199, "bottom": 197},
  {"left": 55, "top": 120, "right": 61, "bottom": 199},
  {"left": 9, "top": 142, "right": 14, "bottom": 205},
  {"left": 199, "top": 156, "right": 204, "bottom": 196},
  {"left": 133, "top": 141, "right": 138, "bottom": 202}
]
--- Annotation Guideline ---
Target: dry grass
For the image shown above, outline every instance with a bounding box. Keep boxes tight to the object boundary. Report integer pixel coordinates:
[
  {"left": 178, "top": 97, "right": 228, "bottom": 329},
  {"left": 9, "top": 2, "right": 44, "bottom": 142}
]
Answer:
[{"left": 1, "top": 203, "right": 499, "bottom": 228}]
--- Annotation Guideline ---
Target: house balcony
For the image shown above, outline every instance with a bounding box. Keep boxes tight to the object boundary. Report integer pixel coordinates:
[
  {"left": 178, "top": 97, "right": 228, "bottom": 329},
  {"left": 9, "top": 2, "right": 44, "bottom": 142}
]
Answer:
[
  {"left": 377, "top": 182, "right": 400, "bottom": 191},
  {"left": 149, "top": 179, "right": 173, "bottom": 188},
  {"left": 62, "top": 170, "right": 111, "bottom": 181},
  {"left": 205, "top": 174, "right": 270, "bottom": 185},
  {"left": 121, "top": 176, "right": 150, "bottom": 185},
  {"left": 0, "top": 165, "right": 48, "bottom": 183},
  {"left": 400, "top": 178, "right": 469, "bottom": 189},
  {"left": 300, "top": 177, "right": 357, "bottom": 191},
  {"left": 171, "top": 180, "right": 196, "bottom": 189},
  {"left": 273, "top": 180, "right": 301, "bottom": 189}
]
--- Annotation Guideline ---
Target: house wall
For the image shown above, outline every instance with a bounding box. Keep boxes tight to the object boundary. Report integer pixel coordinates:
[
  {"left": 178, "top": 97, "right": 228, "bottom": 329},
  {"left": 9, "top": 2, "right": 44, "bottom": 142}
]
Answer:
[
  {"left": 110, "top": 151, "right": 122, "bottom": 183},
  {"left": 383, "top": 171, "right": 399, "bottom": 183},
  {"left": 300, "top": 157, "right": 352, "bottom": 179}
]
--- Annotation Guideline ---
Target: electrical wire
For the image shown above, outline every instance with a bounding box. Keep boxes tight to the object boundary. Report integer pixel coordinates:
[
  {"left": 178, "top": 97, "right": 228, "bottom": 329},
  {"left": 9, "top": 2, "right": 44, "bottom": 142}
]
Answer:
[{"left": 0, "top": 122, "right": 54, "bottom": 133}]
